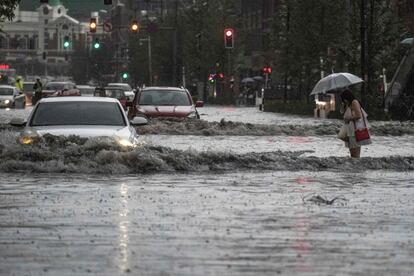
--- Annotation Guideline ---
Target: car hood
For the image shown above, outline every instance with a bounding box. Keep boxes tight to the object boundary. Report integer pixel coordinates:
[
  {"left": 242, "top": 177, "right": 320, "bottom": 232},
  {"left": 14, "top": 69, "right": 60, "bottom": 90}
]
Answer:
[
  {"left": 22, "top": 125, "right": 134, "bottom": 140},
  {"left": 0, "top": 95, "right": 14, "bottom": 101},
  {"left": 140, "top": 105, "right": 195, "bottom": 117}
]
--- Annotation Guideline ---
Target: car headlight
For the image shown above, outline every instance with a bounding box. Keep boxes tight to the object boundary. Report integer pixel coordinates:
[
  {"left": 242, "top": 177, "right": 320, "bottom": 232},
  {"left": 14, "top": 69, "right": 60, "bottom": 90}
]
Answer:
[
  {"left": 4, "top": 100, "right": 10, "bottom": 104},
  {"left": 19, "top": 136, "right": 35, "bottom": 145},
  {"left": 118, "top": 138, "right": 135, "bottom": 148}
]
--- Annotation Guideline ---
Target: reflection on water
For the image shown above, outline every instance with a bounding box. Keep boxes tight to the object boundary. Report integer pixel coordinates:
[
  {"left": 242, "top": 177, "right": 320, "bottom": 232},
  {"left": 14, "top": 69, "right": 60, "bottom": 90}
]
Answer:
[
  {"left": 0, "top": 171, "right": 413, "bottom": 275},
  {"left": 118, "top": 183, "right": 130, "bottom": 273}
]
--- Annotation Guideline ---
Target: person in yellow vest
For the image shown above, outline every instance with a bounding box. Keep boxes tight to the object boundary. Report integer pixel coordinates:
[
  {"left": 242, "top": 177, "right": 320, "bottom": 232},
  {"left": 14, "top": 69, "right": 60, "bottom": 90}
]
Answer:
[{"left": 15, "top": 76, "right": 24, "bottom": 93}]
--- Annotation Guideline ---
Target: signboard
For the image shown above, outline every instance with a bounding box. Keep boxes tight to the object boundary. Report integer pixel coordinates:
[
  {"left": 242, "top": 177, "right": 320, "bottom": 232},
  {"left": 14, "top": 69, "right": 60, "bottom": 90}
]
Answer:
[{"left": 103, "top": 21, "right": 113, "bottom": 32}]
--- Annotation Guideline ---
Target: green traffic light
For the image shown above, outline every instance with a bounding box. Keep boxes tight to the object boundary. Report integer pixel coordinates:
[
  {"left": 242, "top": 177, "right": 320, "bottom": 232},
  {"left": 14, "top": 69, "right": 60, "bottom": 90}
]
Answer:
[
  {"left": 94, "top": 42, "right": 100, "bottom": 49},
  {"left": 122, "top": 73, "right": 128, "bottom": 79},
  {"left": 63, "top": 41, "right": 70, "bottom": 48}
]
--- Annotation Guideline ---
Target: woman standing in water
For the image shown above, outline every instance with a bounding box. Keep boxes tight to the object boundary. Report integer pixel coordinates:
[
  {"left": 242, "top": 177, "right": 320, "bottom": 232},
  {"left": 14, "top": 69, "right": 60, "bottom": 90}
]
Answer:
[{"left": 339, "top": 89, "right": 371, "bottom": 158}]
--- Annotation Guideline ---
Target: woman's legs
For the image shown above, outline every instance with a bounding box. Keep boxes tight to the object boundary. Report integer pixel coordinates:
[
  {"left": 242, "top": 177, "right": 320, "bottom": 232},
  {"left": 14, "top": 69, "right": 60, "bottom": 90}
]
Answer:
[{"left": 349, "top": 147, "right": 361, "bottom": 158}]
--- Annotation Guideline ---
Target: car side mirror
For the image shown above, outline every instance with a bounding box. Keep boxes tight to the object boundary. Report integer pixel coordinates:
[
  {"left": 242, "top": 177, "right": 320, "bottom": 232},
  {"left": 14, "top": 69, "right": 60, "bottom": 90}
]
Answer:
[
  {"left": 130, "top": 116, "right": 148, "bottom": 126},
  {"left": 195, "top": 101, "right": 204, "bottom": 108},
  {"left": 9, "top": 117, "right": 27, "bottom": 127}
]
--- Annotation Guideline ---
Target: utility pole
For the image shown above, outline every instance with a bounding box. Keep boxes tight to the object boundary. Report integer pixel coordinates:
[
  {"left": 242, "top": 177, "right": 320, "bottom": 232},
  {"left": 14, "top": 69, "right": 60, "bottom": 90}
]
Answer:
[
  {"left": 360, "top": 0, "right": 367, "bottom": 108},
  {"left": 172, "top": 0, "right": 178, "bottom": 86}
]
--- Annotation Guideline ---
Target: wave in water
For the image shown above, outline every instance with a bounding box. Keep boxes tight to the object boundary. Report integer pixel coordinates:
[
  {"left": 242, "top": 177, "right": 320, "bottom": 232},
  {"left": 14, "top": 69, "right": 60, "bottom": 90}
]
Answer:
[
  {"left": 0, "top": 135, "right": 412, "bottom": 174},
  {"left": 136, "top": 118, "right": 414, "bottom": 136},
  {"left": 2, "top": 119, "right": 413, "bottom": 136}
]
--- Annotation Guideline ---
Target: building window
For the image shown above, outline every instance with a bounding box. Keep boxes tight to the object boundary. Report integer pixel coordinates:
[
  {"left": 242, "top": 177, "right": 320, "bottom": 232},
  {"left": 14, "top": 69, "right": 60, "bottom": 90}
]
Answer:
[
  {"left": 18, "top": 38, "right": 27, "bottom": 49},
  {"left": 44, "top": 19, "right": 48, "bottom": 24},
  {"left": 62, "top": 24, "right": 68, "bottom": 30},
  {"left": 0, "top": 36, "right": 7, "bottom": 49}
]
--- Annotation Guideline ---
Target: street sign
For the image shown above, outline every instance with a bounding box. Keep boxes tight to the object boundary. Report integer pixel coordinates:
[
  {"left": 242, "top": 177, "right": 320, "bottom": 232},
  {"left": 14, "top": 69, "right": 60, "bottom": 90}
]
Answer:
[{"left": 103, "top": 21, "right": 113, "bottom": 32}]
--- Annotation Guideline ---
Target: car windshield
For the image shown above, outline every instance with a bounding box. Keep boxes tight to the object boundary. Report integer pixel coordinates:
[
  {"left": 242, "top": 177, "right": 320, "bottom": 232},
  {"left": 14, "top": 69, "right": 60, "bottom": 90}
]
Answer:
[
  {"left": 45, "top": 83, "right": 65, "bottom": 90},
  {"left": 0, "top": 87, "right": 13, "bottom": 95},
  {"left": 139, "top": 90, "right": 191, "bottom": 106},
  {"left": 105, "top": 89, "right": 125, "bottom": 100},
  {"left": 30, "top": 102, "right": 126, "bottom": 126}
]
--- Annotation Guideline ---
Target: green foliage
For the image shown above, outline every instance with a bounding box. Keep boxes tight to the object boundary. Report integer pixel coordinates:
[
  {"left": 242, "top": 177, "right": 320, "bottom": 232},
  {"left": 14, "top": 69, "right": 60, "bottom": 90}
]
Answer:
[
  {"left": 268, "top": 0, "right": 408, "bottom": 116},
  {"left": 0, "top": 0, "right": 20, "bottom": 22}
]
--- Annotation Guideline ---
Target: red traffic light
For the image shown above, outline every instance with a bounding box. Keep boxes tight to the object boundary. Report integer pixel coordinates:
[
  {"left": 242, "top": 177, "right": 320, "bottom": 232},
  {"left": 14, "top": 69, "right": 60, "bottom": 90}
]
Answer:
[
  {"left": 224, "top": 28, "right": 234, "bottom": 49},
  {"left": 263, "top": 66, "right": 272, "bottom": 74}
]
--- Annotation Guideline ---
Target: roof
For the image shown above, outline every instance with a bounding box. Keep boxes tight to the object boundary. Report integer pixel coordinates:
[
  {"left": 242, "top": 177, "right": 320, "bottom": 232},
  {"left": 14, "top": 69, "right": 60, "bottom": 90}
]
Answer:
[
  {"left": 46, "top": 81, "right": 75, "bottom": 84},
  {"left": 39, "top": 96, "right": 118, "bottom": 103},
  {"left": 142, "top": 86, "right": 186, "bottom": 91},
  {"left": 19, "top": 0, "right": 109, "bottom": 20}
]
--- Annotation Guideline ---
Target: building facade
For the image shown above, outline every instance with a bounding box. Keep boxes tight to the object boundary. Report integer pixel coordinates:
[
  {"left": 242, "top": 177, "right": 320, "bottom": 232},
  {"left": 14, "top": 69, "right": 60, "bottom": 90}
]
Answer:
[
  {"left": 238, "top": 0, "right": 279, "bottom": 75},
  {"left": 0, "top": 0, "right": 104, "bottom": 78}
]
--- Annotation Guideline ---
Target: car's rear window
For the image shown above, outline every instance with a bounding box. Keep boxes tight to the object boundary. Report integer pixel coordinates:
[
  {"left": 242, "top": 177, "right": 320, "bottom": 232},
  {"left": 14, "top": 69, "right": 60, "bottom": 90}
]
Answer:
[
  {"left": 105, "top": 89, "right": 125, "bottom": 100},
  {"left": 0, "top": 88, "right": 13, "bottom": 95},
  {"left": 30, "top": 102, "right": 126, "bottom": 126},
  {"left": 45, "top": 83, "right": 65, "bottom": 90},
  {"left": 80, "top": 88, "right": 95, "bottom": 96},
  {"left": 139, "top": 90, "right": 191, "bottom": 106}
]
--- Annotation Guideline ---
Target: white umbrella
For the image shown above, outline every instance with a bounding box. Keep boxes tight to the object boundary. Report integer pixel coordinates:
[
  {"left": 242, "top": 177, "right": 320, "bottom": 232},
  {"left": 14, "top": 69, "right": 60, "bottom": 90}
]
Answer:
[
  {"left": 253, "top": 76, "right": 264, "bottom": 81},
  {"left": 241, "top": 77, "right": 254, "bottom": 83},
  {"left": 310, "top": 73, "right": 363, "bottom": 96}
]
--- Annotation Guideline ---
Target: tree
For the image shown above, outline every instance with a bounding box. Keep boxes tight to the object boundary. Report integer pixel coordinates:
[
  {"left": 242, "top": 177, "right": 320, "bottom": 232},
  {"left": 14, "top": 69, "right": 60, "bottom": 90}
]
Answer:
[{"left": 0, "top": 0, "right": 20, "bottom": 22}]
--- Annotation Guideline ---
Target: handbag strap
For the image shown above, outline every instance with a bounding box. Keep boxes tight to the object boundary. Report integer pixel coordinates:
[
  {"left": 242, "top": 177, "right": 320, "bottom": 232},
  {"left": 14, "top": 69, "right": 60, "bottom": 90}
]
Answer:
[{"left": 352, "top": 102, "right": 367, "bottom": 129}]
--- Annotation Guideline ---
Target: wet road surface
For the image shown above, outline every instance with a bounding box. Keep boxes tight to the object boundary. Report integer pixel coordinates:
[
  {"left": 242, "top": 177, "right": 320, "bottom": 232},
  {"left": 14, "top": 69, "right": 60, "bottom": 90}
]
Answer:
[{"left": 0, "top": 106, "right": 413, "bottom": 275}]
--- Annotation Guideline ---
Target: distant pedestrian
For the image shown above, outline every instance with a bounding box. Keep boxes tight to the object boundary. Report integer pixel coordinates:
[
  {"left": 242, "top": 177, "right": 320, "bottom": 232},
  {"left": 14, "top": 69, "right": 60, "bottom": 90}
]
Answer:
[
  {"left": 338, "top": 89, "right": 371, "bottom": 158},
  {"left": 32, "top": 77, "right": 43, "bottom": 105},
  {"left": 15, "top": 76, "right": 24, "bottom": 93}
]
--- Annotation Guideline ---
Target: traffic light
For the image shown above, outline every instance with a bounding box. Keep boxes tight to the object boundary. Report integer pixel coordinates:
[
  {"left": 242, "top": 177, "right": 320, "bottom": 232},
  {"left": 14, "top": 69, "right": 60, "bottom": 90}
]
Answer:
[
  {"left": 122, "top": 72, "right": 129, "bottom": 79},
  {"left": 63, "top": 36, "right": 70, "bottom": 49},
  {"left": 224, "top": 28, "right": 234, "bottom": 49},
  {"left": 208, "top": 74, "right": 215, "bottom": 84},
  {"left": 90, "top": 18, "right": 97, "bottom": 33},
  {"left": 130, "top": 20, "right": 139, "bottom": 33},
  {"left": 263, "top": 66, "right": 272, "bottom": 74},
  {"left": 93, "top": 38, "right": 101, "bottom": 49}
]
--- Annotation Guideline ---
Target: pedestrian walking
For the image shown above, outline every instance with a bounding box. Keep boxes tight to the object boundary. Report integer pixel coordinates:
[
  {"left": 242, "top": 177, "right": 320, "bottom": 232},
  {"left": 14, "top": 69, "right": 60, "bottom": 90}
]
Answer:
[
  {"left": 337, "top": 89, "right": 371, "bottom": 158},
  {"left": 32, "top": 77, "right": 43, "bottom": 105}
]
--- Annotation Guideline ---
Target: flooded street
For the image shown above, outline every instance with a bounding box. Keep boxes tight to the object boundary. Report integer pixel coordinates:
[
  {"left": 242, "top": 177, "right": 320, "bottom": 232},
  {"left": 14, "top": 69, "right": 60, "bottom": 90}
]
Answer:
[{"left": 0, "top": 106, "right": 414, "bottom": 275}]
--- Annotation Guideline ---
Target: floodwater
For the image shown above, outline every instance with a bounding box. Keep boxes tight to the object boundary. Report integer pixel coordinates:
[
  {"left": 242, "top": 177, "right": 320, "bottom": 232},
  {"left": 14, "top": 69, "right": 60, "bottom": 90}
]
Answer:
[{"left": 0, "top": 106, "right": 413, "bottom": 275}]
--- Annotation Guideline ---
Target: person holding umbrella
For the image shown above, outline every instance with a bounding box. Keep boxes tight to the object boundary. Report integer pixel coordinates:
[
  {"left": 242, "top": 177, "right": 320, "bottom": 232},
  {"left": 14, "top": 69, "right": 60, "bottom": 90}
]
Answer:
[{"left": 339, "top": 89, "right": 371, "bottom": 158}]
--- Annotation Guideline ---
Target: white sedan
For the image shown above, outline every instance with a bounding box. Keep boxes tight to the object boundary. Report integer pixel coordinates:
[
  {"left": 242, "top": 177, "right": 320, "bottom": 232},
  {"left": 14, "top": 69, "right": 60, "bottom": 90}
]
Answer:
[
  {"left": 10, "top": 97, "right": 147, "bottom": 146},
  {"left": 0, "top": 85, "right": 26, "bottom": 108}
]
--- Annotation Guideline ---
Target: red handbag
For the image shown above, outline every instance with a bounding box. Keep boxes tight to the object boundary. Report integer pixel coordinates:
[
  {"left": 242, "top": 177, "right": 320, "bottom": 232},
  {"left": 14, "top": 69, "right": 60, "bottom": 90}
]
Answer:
[{"left": 353, "top": 107, "right": 370, "bottom": 142}]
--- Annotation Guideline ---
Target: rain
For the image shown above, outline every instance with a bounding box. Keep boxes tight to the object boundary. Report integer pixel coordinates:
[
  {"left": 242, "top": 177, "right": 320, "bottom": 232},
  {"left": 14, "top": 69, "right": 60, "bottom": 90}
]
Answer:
[{"left": 0, "top": 1, "right": 414, "bottom": 276}]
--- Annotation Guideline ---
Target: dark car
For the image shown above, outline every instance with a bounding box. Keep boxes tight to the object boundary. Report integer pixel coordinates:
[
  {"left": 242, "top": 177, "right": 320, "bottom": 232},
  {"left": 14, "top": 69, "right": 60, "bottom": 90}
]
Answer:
[
  {"left": 95, "top": 87, "right": 128, "bottom": 110},
  {"left": 128, "top": 86, "right": 204, "bottom": 119},
  {"left": 41, "top": 82, "right": 80, "bottom": 98}
]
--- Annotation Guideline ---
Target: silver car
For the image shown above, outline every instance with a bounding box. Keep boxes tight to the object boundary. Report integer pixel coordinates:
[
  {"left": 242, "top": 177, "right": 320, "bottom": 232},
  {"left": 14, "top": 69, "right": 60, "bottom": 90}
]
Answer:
[
  {"left": 11, "top": 97, "right": 147, "bottom": 146},
  {"left": 0, "top": 85, "right": 26, "bottom": 108}
]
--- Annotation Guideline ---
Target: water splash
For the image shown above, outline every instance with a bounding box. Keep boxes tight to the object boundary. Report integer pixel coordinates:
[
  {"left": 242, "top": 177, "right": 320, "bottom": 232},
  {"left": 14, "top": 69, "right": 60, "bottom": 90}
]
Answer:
[{"left": 0, "top": 135, "right": 412, "bottom": 174}]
